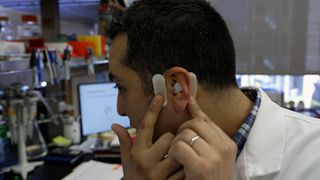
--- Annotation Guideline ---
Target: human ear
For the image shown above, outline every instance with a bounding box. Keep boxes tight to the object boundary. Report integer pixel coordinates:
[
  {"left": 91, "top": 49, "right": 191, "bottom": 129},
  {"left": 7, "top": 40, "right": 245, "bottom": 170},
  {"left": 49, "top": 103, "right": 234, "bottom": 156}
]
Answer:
[{"left": 165, "top": 67, "right": 197, "bottom": 113}]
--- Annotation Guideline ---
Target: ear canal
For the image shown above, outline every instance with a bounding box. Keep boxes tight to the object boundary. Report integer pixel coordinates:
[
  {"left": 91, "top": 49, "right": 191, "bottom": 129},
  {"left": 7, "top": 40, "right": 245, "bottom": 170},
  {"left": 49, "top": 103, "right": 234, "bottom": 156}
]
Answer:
[
  {"left": 189, "top": 72, "right": 197, "bottom": 97},
  {"left": 173, "top": 82, "right": 183, "bottom": 94},
  {"left": 152, "top": 74, "right": 168, "bottom": 107}
]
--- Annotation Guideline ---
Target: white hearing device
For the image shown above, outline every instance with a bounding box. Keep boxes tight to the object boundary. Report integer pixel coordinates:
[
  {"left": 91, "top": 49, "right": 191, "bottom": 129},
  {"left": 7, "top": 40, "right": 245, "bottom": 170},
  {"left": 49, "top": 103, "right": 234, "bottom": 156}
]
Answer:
[
  {"left": 189, "top": 72, "right": 197, "bottom": 97},
  {"left": 173, "top": 82, "right": 183, "bottom": 94},
  {"left": 152, "top": 72, "right": 197, "bottom": 107},
  {"left": 152, "top": 74, "right": 168, "bottom": 107},
  {"left": 171, "top": 72, "right": 197, "bottom": 97}
]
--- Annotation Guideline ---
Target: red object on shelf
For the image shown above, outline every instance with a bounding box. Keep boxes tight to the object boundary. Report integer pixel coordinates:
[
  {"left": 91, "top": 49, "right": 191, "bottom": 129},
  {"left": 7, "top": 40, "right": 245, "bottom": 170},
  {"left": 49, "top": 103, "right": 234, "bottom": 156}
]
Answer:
[
  {"left": 27, "top": 39, "right": 45, "bottom": 53},
  {"left": 21, "top": 15, "right": 38, "bottom": 23},
  {"left": 101, "top": 36, "right": 106, "bottom": 57},
  {"left": 20, "top": 38, "right": 45, "bottom": 53}
]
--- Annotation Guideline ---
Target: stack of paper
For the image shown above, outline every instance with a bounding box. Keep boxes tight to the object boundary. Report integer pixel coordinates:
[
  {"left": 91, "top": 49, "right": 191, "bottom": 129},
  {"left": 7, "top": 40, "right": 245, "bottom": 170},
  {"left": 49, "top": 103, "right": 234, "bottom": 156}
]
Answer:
[{"left": 63, "top": 160, "right": 123, "bottom": 180}]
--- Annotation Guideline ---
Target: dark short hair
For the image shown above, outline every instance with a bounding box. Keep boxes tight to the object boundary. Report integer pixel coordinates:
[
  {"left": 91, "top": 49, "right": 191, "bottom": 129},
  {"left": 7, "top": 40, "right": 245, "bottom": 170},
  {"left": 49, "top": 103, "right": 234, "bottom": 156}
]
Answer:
[{"left": 107, "top": 0, "right": 237, "bottom": 94}]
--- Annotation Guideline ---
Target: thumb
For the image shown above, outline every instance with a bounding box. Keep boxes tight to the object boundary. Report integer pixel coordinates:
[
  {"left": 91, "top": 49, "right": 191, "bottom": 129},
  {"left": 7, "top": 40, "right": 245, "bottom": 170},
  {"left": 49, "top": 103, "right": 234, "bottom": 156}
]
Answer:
[{"left": 112, "top": 123, "right": 132, "bottom": 162}]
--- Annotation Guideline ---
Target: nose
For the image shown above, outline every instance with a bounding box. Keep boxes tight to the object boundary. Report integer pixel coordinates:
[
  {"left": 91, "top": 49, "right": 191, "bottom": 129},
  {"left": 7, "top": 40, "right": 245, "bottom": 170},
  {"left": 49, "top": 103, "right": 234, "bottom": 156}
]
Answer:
[{"left": 117, "top": 95, "right": 127, "bottom": 116}]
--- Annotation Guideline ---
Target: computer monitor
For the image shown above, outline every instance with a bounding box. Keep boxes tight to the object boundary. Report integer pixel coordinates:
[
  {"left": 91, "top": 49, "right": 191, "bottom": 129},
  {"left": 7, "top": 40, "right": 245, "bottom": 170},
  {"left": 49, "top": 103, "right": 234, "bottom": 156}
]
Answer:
[{"left": 78, "top": 82, "right": 130, "bottom": 137}]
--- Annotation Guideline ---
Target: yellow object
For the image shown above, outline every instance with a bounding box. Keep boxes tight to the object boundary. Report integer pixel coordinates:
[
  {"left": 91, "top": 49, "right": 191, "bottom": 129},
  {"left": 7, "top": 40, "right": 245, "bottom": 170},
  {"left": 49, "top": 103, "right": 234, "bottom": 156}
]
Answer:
[
  {"left": 77, "top": 35, "right": 102, "bottom": 57},
  {"left": 53, "top": 136, "right": 72, "bottom": 146}
]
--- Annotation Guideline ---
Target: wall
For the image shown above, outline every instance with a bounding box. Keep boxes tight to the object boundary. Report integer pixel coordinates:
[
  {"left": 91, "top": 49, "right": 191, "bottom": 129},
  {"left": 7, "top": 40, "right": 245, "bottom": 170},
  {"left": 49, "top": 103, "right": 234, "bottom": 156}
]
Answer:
[
  {"left": 213, "top": 0, "right": 320, "bottom": 75},
  {"left": 60, "top": 19, "right": 95, "bottom": 35}
]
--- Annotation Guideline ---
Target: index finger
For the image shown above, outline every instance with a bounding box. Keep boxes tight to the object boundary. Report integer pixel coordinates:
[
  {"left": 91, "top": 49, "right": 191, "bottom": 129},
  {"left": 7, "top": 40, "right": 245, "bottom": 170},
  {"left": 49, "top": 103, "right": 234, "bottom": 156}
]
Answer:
[
  {"left": 187, "top": 96, "right": 208, "bottom": 120},
  {"left": 135, "top": 95, "right": 163, "bottom": 148},
  {"left": 185, "top": 96, "right": 226, "bottom": 138}
]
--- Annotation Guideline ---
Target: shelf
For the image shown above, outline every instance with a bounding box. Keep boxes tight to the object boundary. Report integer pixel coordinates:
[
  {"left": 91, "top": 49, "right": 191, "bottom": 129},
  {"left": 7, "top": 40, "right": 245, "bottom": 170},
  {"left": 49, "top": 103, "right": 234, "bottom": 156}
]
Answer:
[
  {"left": 0, "top": 58, "right": 108, "bottom": 90},
  {"left": 68, "top": 57, "right": 109, "bottom": 69}
]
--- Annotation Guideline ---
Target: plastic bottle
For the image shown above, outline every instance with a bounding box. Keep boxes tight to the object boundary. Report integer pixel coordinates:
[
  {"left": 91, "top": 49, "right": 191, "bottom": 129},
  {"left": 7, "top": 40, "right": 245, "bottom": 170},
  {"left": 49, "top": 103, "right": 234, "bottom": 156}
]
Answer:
[
  {"left": 17, "top": 15, "right": 41, "bottom": 39},
  {"left": 0, "top": 16, "right": 15, "bottom": 40}
]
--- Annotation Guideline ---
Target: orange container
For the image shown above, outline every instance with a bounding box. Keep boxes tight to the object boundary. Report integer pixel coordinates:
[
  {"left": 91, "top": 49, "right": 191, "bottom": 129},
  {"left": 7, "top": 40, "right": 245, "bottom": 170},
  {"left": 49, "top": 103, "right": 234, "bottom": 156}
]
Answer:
[
  {"left": 76, "top": 35, "right": 106, "bottom": 57},
  {"left": 67, "top": 41, "right": 94, "bottom": 57}
]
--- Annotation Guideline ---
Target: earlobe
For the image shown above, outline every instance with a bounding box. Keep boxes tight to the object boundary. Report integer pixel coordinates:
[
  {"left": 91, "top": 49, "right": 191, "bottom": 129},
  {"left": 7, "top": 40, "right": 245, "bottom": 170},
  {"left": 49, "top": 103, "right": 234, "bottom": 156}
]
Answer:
[{"left": 173, "top": 97, "right": 189, "bottom": 113}]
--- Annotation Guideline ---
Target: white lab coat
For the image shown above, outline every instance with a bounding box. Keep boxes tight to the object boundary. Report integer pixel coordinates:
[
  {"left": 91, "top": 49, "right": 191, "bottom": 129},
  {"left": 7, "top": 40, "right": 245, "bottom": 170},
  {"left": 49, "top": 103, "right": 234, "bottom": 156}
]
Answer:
[{"left": 236, "top": 89, "right": 320, "bottom": 180}]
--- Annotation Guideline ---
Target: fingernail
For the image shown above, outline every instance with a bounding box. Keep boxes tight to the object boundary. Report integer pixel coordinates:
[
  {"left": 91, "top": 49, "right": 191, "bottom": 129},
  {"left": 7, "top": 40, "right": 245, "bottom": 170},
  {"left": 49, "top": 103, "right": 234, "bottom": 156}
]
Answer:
[
  {"left": 153, "top": 95, "right": 162, "bottom": 105},
  {"left": 189, "top": 96, "right": 196, "bottom": 104}
]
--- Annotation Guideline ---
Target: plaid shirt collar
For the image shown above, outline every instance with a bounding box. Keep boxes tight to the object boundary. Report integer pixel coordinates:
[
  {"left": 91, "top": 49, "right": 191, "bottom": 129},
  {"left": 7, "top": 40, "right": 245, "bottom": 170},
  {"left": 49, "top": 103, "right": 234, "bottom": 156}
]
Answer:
[{"left": 232, "top": 87, "right": 261, "bottom": 158}]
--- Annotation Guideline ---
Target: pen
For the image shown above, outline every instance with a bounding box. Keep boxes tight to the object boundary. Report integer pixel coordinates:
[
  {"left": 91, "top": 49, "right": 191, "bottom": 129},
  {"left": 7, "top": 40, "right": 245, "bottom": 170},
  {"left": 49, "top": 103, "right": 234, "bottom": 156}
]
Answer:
[
  {"left": 48, "top": 49, "right": 58, "bottom": 85},
  {"left": 63, "top": 46, "right": 71, "bottom": 80},
  {"left": 85, "top": 47, "right": 95, "bottom": 76},
  {"left": 43, "top": 49, "right": 54, "bottom": 85},
  {"left": 36, "top": 49, "right": 42, "bottom": 87},
  {"left": 30, "top": 49, "right": 38, "bottom": 89}
]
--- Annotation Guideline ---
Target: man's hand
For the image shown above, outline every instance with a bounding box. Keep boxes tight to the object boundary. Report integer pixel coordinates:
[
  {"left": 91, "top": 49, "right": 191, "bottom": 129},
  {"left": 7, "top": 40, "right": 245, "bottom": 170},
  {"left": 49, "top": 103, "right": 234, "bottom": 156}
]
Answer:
[
  {"left": 112, "top": 95, "right": 181, "bottom": 180},
  {"left": 168, "top": 96, "right": 237, "bottom": 180}
]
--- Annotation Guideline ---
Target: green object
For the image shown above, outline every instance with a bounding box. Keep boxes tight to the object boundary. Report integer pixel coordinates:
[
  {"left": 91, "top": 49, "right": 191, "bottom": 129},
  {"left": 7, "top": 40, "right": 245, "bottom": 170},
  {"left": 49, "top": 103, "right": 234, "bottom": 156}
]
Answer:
[
  {"left": 0, "top": 121, "right": 8, "bottom": 138},
  {"left": 14, "top": 175, "right": 21, "bottom": 180},
  {"left": 53, "top": 135, "right": 72, "bottom": 146}
]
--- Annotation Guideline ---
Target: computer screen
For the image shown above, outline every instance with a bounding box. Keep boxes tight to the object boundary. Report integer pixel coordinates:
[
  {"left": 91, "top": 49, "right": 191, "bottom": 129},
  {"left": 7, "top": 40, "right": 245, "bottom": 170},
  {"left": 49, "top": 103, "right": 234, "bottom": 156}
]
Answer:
[{"left": 78, "top": 82, "right": 130, "bottom": 136}]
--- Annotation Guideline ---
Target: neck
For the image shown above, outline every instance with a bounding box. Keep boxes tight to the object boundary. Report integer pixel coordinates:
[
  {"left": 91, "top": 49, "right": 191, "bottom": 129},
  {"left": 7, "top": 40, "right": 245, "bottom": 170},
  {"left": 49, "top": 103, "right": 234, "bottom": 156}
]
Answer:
[{"left": 197, "top": 87, "right": 254, "bottom": 137}]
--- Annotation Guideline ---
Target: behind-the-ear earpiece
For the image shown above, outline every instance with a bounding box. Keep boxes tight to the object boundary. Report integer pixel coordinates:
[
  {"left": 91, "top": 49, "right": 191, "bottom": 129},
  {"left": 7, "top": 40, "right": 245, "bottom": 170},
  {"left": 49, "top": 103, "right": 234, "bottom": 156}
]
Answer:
[
  {"left": 189, "top": 72, "right": 197, "bottom": 97},
  {"left": 152, "top": 74, "right": 168, "bottom": 107}
]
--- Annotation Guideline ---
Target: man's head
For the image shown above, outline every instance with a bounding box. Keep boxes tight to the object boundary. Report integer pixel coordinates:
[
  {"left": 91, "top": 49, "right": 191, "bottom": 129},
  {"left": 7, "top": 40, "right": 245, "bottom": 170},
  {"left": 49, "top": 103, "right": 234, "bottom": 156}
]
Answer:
[
  {"left": 107, "top": 0, "right": 237, "bottom": 94},
  {"left": 107, "top": 0, "right": 238, "bottom": 139}
]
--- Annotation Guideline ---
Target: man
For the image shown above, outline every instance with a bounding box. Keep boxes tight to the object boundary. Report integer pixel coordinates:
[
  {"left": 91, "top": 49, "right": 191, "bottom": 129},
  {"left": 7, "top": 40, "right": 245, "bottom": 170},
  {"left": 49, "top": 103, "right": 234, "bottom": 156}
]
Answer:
[{"left": 107, "top": 0, "right": 320, "bottom": 179}]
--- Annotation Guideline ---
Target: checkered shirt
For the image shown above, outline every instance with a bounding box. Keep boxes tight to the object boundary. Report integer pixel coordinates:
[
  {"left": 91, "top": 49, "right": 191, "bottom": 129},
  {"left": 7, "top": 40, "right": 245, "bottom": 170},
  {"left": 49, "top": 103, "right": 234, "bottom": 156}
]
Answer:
[{"left": 232, "top": 88, "right": 261, "bottom": 158}]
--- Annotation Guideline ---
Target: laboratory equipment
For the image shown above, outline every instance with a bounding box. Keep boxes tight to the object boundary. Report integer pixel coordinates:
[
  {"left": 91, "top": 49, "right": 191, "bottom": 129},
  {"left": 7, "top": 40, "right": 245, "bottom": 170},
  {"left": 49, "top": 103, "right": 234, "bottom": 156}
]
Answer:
[
  {"left": 0, "top": 16, "right": 15, "bottom": 40},
  {"left": 17, "top": 15, "right": 41, "bottom": 39},
  {"left": 0, "top": 84, "right": 47, "bottom": 179}
]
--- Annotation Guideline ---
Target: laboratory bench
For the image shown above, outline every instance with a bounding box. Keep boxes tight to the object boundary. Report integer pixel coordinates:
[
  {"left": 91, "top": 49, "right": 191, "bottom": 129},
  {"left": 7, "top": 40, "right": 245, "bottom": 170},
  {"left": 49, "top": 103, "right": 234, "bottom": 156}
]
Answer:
[{"left": 0, "top": 146, "right": 121, "bottom": 180}]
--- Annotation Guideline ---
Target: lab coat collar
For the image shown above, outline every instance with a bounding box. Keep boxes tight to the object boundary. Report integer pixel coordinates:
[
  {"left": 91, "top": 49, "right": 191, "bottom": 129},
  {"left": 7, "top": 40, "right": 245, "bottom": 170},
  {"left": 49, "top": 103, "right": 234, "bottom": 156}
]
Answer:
[{"left": 236, "top": 89, "right": 286, "bottom": 178}]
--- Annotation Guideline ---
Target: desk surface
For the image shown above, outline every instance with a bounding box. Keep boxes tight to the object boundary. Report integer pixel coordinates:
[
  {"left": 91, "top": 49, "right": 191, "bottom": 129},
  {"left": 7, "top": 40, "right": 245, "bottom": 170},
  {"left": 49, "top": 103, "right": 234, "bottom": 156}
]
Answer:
[
  {"left": 1, "top": 153, "right": 121, "bottom": 180},
  {"left": 28, "top": 154, "right": 121, "bottom": 180},
  {"left": 28, "top": 162, "right": 75, "bottom": 180}
]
